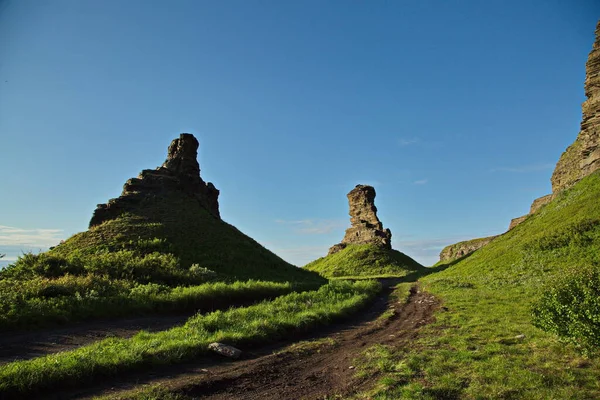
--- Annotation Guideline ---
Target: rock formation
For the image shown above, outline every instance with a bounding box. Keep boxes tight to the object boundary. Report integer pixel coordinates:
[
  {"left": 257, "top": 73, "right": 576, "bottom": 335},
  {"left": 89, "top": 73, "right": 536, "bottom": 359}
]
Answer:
[
  {"left": 89, "top": 134, "right": 220, "bottom": 227},
  {"left": 443, "top": 20, "right": 600, "bottom": 253},
  {"left": 439, "top": 235, "right": 498, "bottom": 262},
  {"left": 508, "top": 215, "right": 528, "bottom": 231},
  {"left": 328, "top": 185, "right": 392, "bottom": 255},
  {"left": 510, "top": 21, "right": 600, "bottom": 230},
  {"left": 551, "top": 21, "right": 600, "bottom": 193}
]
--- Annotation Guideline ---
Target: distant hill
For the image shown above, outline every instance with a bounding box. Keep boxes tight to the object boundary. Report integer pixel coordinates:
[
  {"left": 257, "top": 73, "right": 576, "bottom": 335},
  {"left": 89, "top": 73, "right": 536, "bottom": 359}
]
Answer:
[
  {"left": 304, "top": 243, "right": 424, "bottom": 278},
  {"left": 304, "top": 184, "right": 424, "bottom": 278}
]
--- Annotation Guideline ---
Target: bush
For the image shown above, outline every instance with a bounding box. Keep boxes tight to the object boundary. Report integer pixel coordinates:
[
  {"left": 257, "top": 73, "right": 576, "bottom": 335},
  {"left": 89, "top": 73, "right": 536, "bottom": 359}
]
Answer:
[{"left": 532, "top": 266, "right": 600, "bottom": 355}]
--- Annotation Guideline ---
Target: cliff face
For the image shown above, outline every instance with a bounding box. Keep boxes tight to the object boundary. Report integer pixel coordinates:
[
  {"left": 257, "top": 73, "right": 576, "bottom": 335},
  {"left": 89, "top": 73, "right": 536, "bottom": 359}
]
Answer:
[
  {"left": 328, "top": 185, "right": 392, "bottom": 255},
  {"left": 509, "top": 21, "right": 600, "bottom": 231},
  {"left": 90, "top": 134, "right": 220, "bottom": 227},
  {"left": 551, "top": 21, "right": 600, "bottom": 193}
]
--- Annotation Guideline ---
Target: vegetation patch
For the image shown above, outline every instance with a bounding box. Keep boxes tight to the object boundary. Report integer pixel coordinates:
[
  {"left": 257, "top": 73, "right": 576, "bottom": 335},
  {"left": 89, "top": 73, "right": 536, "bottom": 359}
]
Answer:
[
  {"left": 0, "top": 280, "right": 380, "bottom": 398},
  {"left": 0, "top": 278, "right": 314, "bottom": 330},
  {"left": 532, "top": 265, "right": 600, "bottom": 355},
  {"left": 304, "top": 244, "right": 423, "bottom": 279}
]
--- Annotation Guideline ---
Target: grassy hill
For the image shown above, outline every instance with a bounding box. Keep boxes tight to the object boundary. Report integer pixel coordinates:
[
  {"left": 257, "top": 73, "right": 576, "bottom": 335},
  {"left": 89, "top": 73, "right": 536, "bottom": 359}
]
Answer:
[
  {"left": 303, "top": 244, "right": 424, "bottom": 278},
  {"left": 5, "top": 192, "right": 322, "bottom": 284},
  {"left": 0, "top": 191, "right": 324, "bottom": 329},
  {"left": 356, "top": 170, "right": 600, "bottom": 399}
]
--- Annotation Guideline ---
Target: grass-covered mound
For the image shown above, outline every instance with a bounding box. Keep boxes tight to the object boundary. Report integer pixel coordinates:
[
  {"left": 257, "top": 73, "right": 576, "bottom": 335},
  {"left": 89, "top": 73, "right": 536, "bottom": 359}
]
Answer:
[
  {"left": 0, "top": 280, "right": 380, "bottom": 398},
  {"left": 303, "top": 244, "right": 424, "bottom": 278},
  {"left": 0, "top": 192, "right": 324, "bottom": 329},
  {"left": 3, "top": 194, "right": 325, "bottom": 284},
  {"left": 355, "top": 171, "right": 600, "bottom": 399}
]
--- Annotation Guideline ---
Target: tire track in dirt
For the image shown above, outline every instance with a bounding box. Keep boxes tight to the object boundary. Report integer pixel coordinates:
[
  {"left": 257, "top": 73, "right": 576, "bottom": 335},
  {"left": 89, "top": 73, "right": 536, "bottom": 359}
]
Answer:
[
  {"left": 77, "top": 282, "right": 439, "bottom": 400},
  {"left": 179, "top": 287, "right": 439, "bottom": 400}
]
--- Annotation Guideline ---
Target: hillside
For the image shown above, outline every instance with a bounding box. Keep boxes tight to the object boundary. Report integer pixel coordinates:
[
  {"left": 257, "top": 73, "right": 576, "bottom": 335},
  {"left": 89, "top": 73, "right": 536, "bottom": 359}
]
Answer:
[
  {"left": 305, "top": 244, "right": 423, "bottom": 278},
  {"left": 355, "top": 170, "right": 600, "bottom": 398},
  {"left": 304, "top": 184, "right": 424, "bottom": 278}
]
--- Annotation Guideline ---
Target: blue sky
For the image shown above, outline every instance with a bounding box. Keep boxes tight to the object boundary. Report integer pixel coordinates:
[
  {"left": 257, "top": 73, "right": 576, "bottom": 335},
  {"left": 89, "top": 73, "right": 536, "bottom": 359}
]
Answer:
[{"left": 1, "top": 0, "right": 598, "bottom": 267}]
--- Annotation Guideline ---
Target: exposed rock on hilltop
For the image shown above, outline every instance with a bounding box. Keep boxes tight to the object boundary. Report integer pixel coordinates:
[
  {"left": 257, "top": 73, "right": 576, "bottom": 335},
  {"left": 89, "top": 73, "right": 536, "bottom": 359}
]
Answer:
[
  {"left": 90, "top": 134, "right": 220, "bottom": 227},
  {"left": 328, "top": 185, "right": 392, "bottom": 255},
  {"left": 439, "top": 235, "right": 498, "bottom": 263},
  {"left": 552, "top": 21, "right": 600, "bottom": 193}
]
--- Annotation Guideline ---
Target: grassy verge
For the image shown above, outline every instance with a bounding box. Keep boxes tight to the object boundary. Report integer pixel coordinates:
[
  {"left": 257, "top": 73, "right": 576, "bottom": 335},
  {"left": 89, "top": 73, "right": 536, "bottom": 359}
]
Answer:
[
  {"left": 0, "top": 278, "right": 317, "bottom": 330},
  {"left": 0, "top": 280, "right": 380, "bottom": 398},
  {"left": 353, "top": 172, "right": 600, "bottom": 399}
]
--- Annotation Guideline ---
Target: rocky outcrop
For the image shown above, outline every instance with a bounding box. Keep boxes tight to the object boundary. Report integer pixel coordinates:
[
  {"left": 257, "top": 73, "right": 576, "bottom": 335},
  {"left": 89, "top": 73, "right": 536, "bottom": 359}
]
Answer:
[
  {"left": 90, "top": 134, "right": 220, "bottom": 227},
  {"left": 328, "top": 185, "right": 392, "bottom": 255},
  {"left": 551, "top": 21, "right": 600, "bottom": 192},
  {"left": 529, "top": 194, "right": 553, "bottom": 214},
  {"left": 439, "top": 235, "right": 498, "bottom": 262},
  {"left": 442, "top": 21, "right": 600, "bottom": 259},
  {"left": 508, "top": 215, "right": 528, "bottom": 231}
]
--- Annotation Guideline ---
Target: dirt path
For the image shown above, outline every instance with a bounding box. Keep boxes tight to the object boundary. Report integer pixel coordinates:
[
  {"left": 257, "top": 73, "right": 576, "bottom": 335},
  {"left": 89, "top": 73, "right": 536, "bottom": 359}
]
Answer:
[
  {"left": 176, "top": 287, "right": 438, "bottom": 399},
  {"left": 0, "top": 314, "right": 191, "bottom": 365},
  {"left": 69, "top": 282, "right": 440, "bottom": 400}
]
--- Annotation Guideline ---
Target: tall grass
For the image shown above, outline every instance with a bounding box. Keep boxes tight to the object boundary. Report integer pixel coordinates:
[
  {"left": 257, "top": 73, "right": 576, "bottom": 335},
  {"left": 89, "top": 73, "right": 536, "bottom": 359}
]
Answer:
[
  {"left": 0, "top": 277, "right": 316, "bottom": 330},
  {"left": 0, "top": 280, "right": 380, "bottom": 398}
]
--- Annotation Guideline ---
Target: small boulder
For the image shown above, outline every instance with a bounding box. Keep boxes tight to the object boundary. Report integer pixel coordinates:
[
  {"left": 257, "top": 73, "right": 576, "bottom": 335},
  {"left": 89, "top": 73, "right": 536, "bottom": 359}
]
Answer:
[{"left": 208, "top": 342, "right": 242, "bottom": 359}]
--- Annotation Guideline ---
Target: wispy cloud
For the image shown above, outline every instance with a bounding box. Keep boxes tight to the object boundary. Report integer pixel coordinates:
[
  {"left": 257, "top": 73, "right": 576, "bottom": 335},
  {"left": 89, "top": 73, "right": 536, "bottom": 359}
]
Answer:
[
  {"left": 275, "top": 219, "right": 346, "bottom": 235},
  {"left": 398, "top": 138, "right": 418, "bottom": 146},
  {"left": 490, "top": 163, "right": 553, "bottom": 173},
  {"left": 0, "top": 225, "right": 64, "bottom": 247},
  {"left": 413, "top": 179, "right": 428, "bottom": 185}
]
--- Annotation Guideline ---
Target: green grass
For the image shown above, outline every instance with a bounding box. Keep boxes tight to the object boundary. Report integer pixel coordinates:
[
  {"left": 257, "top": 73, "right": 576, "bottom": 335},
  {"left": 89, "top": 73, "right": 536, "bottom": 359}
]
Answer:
[
  {"left": 353, "top": 171, "right": 600, "bottom": 399},
  {"left": 44, "top": 193, "right": 323, "bottom": 283},
  {"left": 0, "top": 191, "right": 325, "bottom": 328},
  {"left": 304, "top": 244, "right": 424, "bottom": 278},
  {"left": 0, "top": 278, "right": 317, "bottom": 330},
  {"left": 0, "top": 280, "right": 381, "bottom": 398}
]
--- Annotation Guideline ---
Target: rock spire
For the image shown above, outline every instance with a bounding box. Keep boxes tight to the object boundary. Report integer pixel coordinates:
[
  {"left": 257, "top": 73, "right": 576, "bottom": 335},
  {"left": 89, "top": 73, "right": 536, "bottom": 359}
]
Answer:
[
  {"left": 89, "top": 133, "right": 220, "bottom": 227},
  {"left": 328, "top": 185, "right": 392, "bottom": 255}
]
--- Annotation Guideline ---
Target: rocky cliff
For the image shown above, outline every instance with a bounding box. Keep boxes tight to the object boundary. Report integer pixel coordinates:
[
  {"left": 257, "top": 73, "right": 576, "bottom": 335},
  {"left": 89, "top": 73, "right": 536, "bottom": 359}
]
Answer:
[
  {"left": 328, "top": 185, "right": 392, "bottom": 255},
  {"left": 510, "top": 21, "right": 600, "bottom": 230},
  {"left": 439, "top": 235, "right": 498, "bottom": 262},
  {"left": 551, "top": 21, "right": 600, "bottom": 193},
  {"left": 90, "top": 134, "right": 220, "bottom": 227}
]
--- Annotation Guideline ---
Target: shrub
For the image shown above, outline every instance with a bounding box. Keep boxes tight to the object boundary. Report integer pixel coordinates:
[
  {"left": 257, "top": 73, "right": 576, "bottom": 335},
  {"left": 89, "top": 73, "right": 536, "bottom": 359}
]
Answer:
[{"left": 532, "top": 265, "right": 600, "bottom": 355}]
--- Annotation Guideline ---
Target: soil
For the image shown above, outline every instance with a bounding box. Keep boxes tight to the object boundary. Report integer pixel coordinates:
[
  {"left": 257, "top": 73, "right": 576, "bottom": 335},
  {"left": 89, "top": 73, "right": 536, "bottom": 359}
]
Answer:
[
  {"left": 0, "top": 313, "right": 191, "bottom": 365},
  {"left": 179, "top": 286, "right": 439, "bottom": 400},
  {"left": 58, "top": 280, "right": 440, "bottom": 400}
]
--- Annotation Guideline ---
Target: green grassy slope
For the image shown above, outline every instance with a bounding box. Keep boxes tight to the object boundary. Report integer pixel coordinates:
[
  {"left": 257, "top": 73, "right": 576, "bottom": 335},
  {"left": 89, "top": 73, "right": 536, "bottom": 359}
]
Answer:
[
  {"left": 0, "top": 192, "right": 324, "bottom": 329},
  {"left": 303, "top": 244, "right": 424, "bottom": 278},
  {"left": 357, "top": 171, "right": 600, "bottom": 399},
  {"left": 6, "top": 192, "right": 323, "bottom": 284}
]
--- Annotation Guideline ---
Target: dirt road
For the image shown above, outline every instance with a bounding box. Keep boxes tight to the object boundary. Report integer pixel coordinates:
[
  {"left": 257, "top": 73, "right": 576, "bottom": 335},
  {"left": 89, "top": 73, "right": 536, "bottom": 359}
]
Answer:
[{"left": 80, "top": 282, "right": 439, "bottom": 400}]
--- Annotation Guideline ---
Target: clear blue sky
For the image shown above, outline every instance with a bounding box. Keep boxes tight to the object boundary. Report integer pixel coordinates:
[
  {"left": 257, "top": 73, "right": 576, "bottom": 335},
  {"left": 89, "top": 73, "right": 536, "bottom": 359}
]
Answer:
[{"left": 1, "top": 0, "right": 598, "bottom": 267}]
